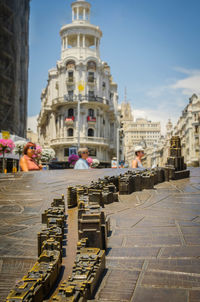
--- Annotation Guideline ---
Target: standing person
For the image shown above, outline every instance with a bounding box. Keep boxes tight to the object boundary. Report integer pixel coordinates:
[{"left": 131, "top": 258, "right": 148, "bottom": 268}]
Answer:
[
  {"left": 74, "top": 147, "right": 90, "bottom": 169},
  {"left": 132, "top": 145, "right": 145, "bottom": 169},
  {"left": 20, "top": 142, "right": 42, "bottom": 172}
]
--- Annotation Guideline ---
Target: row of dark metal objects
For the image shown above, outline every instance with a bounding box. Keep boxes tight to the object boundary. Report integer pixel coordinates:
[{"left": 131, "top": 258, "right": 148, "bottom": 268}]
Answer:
[
  {"left": 50, "top": 168, "right": 172, "bottom": 301},
  {"left": 67, "top": 167, "right": 188, "bottom": 202},
  {"left": 51, "top": 187, "right": 110, "bottom": 301},
  {"left": 6, "top": 196, "right": 66, "bottom": 302}
]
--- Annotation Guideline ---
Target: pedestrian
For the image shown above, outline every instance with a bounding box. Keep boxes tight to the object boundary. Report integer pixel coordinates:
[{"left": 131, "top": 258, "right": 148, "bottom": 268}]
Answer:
[
  {"left": 132, "top": 145, "right": 145, "bottom": 169},
  {"left": 74, "top": 147, "right": 90, "bottom": 169},
  {"left": 20, "top": 142, "right": 42, "bottom": 172}
]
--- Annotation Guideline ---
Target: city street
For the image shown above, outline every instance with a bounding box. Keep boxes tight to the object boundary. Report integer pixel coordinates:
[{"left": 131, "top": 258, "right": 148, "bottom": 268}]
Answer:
[{"left": 0, "top": 168, "right": 200, "bottom": 301}]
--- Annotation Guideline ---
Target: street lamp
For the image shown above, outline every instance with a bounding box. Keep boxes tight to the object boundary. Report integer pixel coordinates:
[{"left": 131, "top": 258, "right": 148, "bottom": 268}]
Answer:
[
  {"left": 117, "top": 127, "right": 123, "bottom": 169},
  {"left": 77, "top": 82, "right": 84, "bottom": 150}
]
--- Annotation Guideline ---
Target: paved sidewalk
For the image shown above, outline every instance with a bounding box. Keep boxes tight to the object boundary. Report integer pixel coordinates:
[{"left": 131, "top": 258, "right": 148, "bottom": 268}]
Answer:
[
  {"left": 94, "top": 168, "right": 200, "bottom": 302},
  {"left": 0, "top": 168, "right": 200, "bottom": 301}
]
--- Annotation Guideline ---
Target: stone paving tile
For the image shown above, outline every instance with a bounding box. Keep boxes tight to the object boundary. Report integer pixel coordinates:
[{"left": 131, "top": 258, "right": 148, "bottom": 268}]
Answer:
[
  {"left": 97, "top": 269, "right": 140, "bottom": 301},
  {"left": 189, "top": 291, "right": 200, "bottom": 302},
  {"left": 107, "top": 247, "right": 160, "bottom": 258},
  {"left": 147, "top": 259, "right": 200, "bottom": 274},
  {"left": 0, "top": 257, "right": 36, "bottom": 301},
  {"left": 142, "top": 270, "right": 200, "bottom": 288},
  {"left": 133, "top": 287, "right": 188, "bottom": 302},
  {"left": 161, "top": 246, "right": 200, "bottom": 258},
  {"left": 106, "top": 259, "right": 144, "bottom": 270}
]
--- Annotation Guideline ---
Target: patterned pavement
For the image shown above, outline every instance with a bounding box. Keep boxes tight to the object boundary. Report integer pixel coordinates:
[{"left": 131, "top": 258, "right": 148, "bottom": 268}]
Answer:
[
  {"left": 94, "top": 168, "right": 200, "bottom": 302},
  {"left": 0, "top": 168, "right": 200, "bottom": 302}
]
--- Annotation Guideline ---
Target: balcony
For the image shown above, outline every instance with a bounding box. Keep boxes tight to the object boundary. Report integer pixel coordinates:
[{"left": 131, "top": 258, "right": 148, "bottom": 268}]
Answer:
[
  {"left": 50, "top": 136, "right": 109, "bottom": 147},
  {"left": 87, "top": 77, "right": 96, "bottom": 86},
  {"left": 65, "top": 116, "right": 75, "bottom": 125},
  {"left": 66, "top": 77, "right": 75, "bottom": 85},
  {"left": 52, "top": 95, "right": 109, "bottom": 107},
  {"left": 87, "top": 116, "right": 96, "bottom": 123}
]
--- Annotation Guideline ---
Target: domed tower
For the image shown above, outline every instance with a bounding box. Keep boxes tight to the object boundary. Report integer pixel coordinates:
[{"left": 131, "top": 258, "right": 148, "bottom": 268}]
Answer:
[
  {"left": 38, "top": 0, "right": 119, "bottom": 165},
  {"left": 60, "top": 0, "right": 102, "bottom": 61}
]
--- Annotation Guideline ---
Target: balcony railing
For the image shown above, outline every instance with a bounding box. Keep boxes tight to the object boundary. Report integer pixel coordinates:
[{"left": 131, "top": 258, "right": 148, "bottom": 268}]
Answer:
[
  {"left": 66, "top": 77, "right": 74, "bottom": 85},
  {"left": 50, "top": 136, "right": 109, "bottom": 146},
  {"left": 87, "top": 77, "right": 96, "bottom": 85},
  {"left": 87, "top": 116, "right": 96, "bottom": 122},
  {"left": 65, "top": 116, "right": 75, "bottom": 124},
  {"left": 62, "top": 95, "right": 109, "bottom": 105}
]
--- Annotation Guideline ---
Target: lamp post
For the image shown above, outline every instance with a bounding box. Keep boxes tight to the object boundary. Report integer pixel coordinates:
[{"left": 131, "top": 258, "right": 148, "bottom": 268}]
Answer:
[
  {"left": 117, "top": 128, "right": 123, "bottom": 169},
  {"left": 77, "top": 82, "right": 84, "bottom": 150}
]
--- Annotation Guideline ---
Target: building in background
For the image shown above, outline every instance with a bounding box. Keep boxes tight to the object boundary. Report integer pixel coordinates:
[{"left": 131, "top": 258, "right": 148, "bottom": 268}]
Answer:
[
  {"left": 0, "top": 0, "right": 30, "bottom": 138},
  {"left": 144, "top": 94, "right": 200, "bottom": 167},
  {"left": 121, "top": 101, "right": 161, "bottom": 167},
  {"left": 173, "top": 94, "right": 200, "bottom": 166},
  {"left": 38, "top": 0, "right": 119, "bottom": 165}
]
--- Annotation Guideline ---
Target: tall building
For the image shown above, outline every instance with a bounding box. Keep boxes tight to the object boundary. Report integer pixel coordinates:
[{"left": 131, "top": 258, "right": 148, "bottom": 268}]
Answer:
[
  {"left": 38, "top": 0, "right": 119, "bottom": 165},
  {"left": 173, "top": 94, "right": 200, "bottom": 166},
  {"left": 0, "top": 0, "right": 30, "bottom": 137},
  {"left": 120, "top": 101, "right": 161, "bottom": 166}
]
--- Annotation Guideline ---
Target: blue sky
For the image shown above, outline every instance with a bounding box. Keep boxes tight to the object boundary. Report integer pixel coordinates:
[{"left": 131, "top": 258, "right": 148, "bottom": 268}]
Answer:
[{"left": 28, "top": 0, "right": 200, "bottom": 133}]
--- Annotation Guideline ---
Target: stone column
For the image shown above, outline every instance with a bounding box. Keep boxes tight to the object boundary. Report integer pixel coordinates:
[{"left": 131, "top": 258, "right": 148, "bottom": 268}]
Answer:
[
  {"left": 77, "top": 34, "right": 80, "bottom": 47},
  {"left": 77, "top": 7, "right": 79, "bottom": 20},
  {"left": 52, "top": 113, "right": 56, "bottom": 139},
  {"left": 72, "top": 9, "right": 74, "bottom": 21},
  {"left": 61, "top": 115, "right": 64, "bottom": 137},
  {"left": 83, "top": 34, "right": 85, "bottom": 48},
  {"left": 66, "top": 36, "right": 68, "bottom": 49},
  {"left": 83, "top": 8, "right": 86, "bottom": 20}
]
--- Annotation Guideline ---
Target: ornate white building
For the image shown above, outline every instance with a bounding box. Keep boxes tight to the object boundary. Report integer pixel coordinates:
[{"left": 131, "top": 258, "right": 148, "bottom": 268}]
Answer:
[
  {"left": 120, "top": 102, "right": 161, "bottom": 166},
  {"left": 38, "top": 0, "right": 119, "bottom": 165},
  {"left": 173, "top": 94, "right": 200, "bottom": 166}
]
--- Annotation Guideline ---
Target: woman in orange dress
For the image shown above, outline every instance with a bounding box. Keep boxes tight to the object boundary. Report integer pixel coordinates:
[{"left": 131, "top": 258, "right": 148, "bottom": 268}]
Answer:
[{"left": 20, "top": 142, "right": 42, "bottom": 172}]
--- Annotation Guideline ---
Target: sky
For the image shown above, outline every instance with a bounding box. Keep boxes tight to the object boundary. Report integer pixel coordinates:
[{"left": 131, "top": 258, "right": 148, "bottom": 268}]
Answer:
[{"left": 28, "top": 0, "right": 200, "bottom": 134}]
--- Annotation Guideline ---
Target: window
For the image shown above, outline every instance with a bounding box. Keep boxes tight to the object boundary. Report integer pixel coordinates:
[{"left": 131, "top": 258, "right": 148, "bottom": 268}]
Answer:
[
  {"left": 68, "top": 90, "right": 73, "bottom": 101},
  {"left": 87, "top": 61, "right": 96, "bottom": 70},
  {"left": 68, "top": 71, "right": 73, "bottom": 82},
  {"left": 88, "top": 72, "right": 95, "bottom": 83},
  {"left": 88, "top": 128, "right": 94, "bottom": 137},
  {"left": 66, "top": 60, "right": 75, "bottom": 70},
  {"left": 64, "top": 148, "right": 69, "bottom": 156},
  {"left": 68, "top": 128, "right": 73, "bottom": 136},
  {"left": 88, "top": 108, "right": 94, "bottom": 117},
  {"left": 88, "top": 91, "right": 95, "bottom": 101},
  {"left": 68, "top": 108, "right": 74, "bottom": 117}
]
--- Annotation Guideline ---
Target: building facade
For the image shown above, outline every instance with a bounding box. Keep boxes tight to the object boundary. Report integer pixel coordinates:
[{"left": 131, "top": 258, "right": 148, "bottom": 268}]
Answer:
[
  {"left": 38, "top": 0, "right": 119, "bottom": 164},
  {"left": 0, "top": 0, "right": 30, "bottom": 137},
  {"left": 121, "top": 101, "right": 161, "bottom": 167},
  {"left": 173, "top": 94, "right": 200, "bottom": 166},
  {"left": 144, "top": 94, "right": 200, "bottom": 168}
]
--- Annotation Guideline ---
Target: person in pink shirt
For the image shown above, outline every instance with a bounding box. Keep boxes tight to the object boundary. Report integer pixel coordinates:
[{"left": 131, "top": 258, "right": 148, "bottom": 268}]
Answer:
[{"left": 20, "top": 142, "right": 42, "bottom": 172}]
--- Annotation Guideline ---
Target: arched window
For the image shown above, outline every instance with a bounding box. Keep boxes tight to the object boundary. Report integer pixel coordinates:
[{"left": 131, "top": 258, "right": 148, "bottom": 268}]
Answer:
[
  {"left": 88, "top": 108, "right": 94, "bottom": 117},
  {"left": 68, "top": 128, "right": 73, "bottom": 137},
  {"left": 87, "top": 61, "right": 96, "bottom": 71},
  {"left": 68, "top": 108, "right": 74, "bottom": 117},
  {"left": 88, "top": 128, "right": 94, "bottom": 137},
  {"left": 66, "top": 60, "right": 75, "bottom": 70}
]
